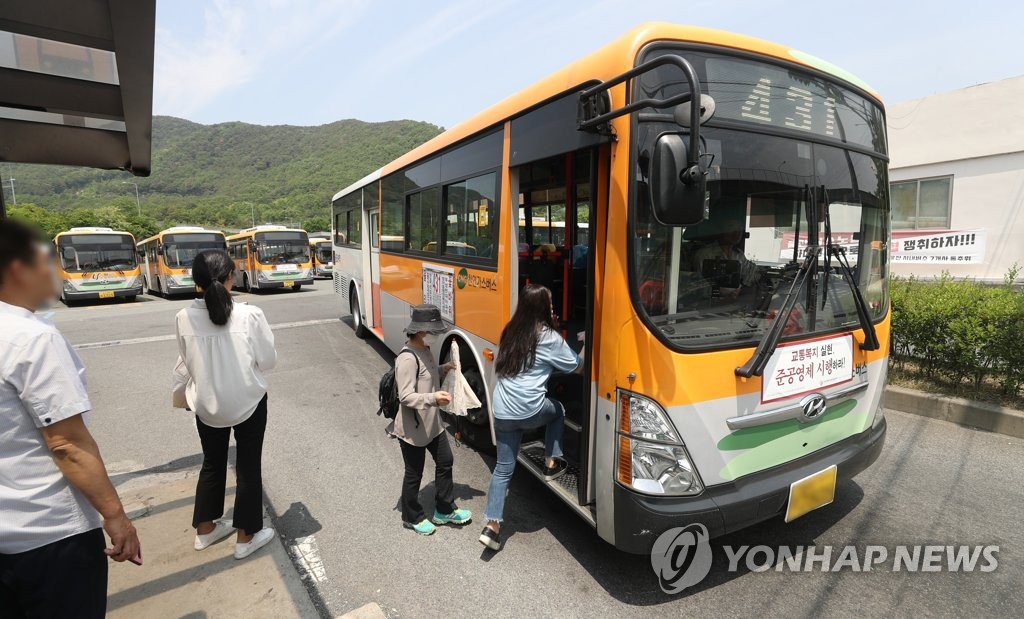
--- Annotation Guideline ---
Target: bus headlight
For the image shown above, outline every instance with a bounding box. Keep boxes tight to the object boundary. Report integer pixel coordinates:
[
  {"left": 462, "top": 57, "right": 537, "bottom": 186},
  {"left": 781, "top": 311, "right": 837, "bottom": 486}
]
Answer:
[
  {"left": 258, "top": 271, "right": 274, "bottom": 282},
  {"left": 63, "top": 280, "right": 77, "bottom": 292},
  {"left": 617, "top": 391, "right": 703, "bottom": 496}
]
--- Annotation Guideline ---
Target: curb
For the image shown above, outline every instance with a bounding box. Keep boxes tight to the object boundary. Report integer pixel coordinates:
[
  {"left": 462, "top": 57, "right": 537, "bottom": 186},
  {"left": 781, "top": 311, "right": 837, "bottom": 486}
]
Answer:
[{"left": 884, "top": 386, "right": 1024, "bottom": 439}]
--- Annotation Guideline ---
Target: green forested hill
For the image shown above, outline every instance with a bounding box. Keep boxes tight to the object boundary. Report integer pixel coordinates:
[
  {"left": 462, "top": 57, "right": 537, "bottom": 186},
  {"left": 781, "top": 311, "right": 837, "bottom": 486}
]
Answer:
[{"left": 5, "top": 115, "right": 443, "bottom": 233}]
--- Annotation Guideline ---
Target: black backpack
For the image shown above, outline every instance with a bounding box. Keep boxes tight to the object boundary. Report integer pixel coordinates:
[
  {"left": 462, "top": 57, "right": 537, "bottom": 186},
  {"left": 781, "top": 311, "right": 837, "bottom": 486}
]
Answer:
[{"left": 377, "top": 349, "right": 420, "bottom": 420}]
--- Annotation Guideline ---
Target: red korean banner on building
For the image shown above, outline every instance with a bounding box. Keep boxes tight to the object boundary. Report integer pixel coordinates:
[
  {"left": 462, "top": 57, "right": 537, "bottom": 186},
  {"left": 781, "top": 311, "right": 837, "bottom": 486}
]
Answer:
[{"left": 890, "top": 229, "right": 986, "bottom": 264}]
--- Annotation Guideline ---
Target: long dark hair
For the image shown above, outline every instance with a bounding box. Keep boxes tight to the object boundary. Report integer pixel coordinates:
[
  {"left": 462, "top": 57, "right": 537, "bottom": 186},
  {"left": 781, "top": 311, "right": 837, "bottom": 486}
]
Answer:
[
  {"left": 495, "top": 284, "right": 556, "bottom": 378},
  {"left": 192, "top": 250, "right": 235, "bottom": 326}
]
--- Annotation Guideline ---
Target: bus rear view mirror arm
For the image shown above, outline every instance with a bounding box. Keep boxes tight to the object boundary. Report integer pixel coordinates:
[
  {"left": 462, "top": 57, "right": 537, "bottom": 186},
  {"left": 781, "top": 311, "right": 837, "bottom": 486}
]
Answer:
[{"left": 578, "top": 54, "right": 712, "bottom": 227}]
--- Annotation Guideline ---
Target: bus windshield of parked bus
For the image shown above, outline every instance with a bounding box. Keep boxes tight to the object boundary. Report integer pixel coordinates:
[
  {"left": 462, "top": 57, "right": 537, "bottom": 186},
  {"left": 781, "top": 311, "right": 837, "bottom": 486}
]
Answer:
[
  {"left": 58, "top": 234, "right": 137, "bottom": 272},
  {"left": 256, "top": 231, "right": 309, "bottom": 265},
  {"left": 314, "top": 243, "right": 332, "bottom": 264},
  {"left": 632, "top": 49, "right": 889, "bottom": 350},
  {"left": 163, "top": 233, "right": 225, "bottom": 268}
]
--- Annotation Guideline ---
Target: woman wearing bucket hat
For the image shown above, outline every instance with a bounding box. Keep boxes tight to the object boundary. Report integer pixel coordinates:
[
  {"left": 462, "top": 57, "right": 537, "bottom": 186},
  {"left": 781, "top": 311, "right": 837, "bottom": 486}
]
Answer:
[{"left": 388, "top": 304, "right": 472, "bottom": 535}]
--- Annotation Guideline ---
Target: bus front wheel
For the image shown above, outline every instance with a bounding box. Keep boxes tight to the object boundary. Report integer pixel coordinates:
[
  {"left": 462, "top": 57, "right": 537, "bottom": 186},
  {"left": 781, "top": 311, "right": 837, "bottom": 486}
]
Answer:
[
  {"left": 456, "top": 365, "right": 495, "bottom": 454},
  {"left": 350, "top": 289, "right": 368, "bottom": 339},
  {"left": 243, "top": 273, "right": 253, "bottom": 294}
]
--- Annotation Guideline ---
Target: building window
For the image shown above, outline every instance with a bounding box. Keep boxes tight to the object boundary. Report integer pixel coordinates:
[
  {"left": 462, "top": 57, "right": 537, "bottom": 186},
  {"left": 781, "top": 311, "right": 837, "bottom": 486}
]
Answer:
[
  {"left": 890, "top": 176, "right": 952, "bottom": 229},
  {"left": 444, "top": 172, "right": 498, "bottom": 261}
]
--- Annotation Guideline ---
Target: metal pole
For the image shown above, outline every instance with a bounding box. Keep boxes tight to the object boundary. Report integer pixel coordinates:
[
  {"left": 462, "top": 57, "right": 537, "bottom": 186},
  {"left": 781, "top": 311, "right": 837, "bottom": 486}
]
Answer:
[
  {"left": 122, "top": 181, "right": 140, "bottom": 216},
  {"left": 251, "top": 204, "right": 255, "bottom": 227},
  {"left": 0, "top": 174, "right": 6, "bottom": 220}
]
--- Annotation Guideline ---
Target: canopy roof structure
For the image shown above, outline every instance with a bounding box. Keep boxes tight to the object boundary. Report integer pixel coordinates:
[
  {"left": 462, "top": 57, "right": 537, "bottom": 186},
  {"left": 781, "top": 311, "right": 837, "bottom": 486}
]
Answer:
[{"left": 0, "top": 0, "right": 156, "bottom": 217}]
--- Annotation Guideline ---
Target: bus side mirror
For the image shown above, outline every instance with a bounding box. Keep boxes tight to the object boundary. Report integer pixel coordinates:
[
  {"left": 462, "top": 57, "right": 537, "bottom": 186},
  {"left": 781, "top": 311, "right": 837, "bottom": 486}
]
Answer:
[
  {"left": 157, "top": 245, "right": 164, "bottom": 256},
  {"left": 650, "top": 133, "right": 708, "bottom": 227}
]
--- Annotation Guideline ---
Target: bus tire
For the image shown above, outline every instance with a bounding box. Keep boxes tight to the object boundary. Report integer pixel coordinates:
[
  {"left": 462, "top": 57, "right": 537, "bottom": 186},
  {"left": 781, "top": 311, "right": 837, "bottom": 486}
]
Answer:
[
  {"left": 292, "top": 284, "right": 302, "bottom": 292},
  {"left": 126, "top": 295, "right": 137, "bottom": 303},
  {"left": 455, "top": 364, "right": 495, "bottom": 454},
  {"left": 350, "top": 288, "right": 368, "bottom": 339},
  {"left": 243, "top": 273, "right": 253, "bottom": 294}
]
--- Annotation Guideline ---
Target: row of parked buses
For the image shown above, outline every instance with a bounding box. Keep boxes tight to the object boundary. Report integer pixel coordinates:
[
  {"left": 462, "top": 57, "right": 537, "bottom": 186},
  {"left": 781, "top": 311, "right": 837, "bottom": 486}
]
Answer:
[{"left": 53, "top": 224, "right": 333, "bottom": 304}]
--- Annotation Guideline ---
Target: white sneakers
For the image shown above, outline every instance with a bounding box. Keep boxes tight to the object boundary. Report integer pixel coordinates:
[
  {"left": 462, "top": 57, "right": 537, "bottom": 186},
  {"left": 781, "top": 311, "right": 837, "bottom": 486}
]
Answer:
[
  {"left": 195, "top": 520, "right": 275, "bottom": 560},
  {"left": 194, "top": 519, "right": 235, "bottom": 550},
  {"left": 233, "top": 527, "right": 275, "bottom": 560}
]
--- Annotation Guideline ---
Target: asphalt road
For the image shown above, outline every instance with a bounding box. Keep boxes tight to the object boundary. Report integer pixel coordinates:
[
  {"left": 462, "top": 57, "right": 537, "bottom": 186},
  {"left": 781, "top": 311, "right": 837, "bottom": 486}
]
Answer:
[{"left": 49, "top": 285, "right": 1023, "bottom": 618}]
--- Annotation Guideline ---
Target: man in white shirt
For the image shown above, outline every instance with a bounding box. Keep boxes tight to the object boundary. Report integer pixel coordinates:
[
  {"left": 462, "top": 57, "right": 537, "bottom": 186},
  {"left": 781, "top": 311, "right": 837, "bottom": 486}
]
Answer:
[{"left": 0, "top": 219, "right": 140, "bottom": 618}]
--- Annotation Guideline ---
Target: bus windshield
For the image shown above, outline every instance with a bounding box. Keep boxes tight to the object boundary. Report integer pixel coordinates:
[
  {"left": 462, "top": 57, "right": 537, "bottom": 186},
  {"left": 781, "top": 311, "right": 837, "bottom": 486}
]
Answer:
[
  {"left": 314, "top": 244, "right": 332, "bottom": 263},
  {"left": 256, "top": 231, "right": 309, "bottom": 265},
  {"left": 164, "top": 233, "right": 225, "bottom": 268},
  {"left": 632, "top": 53, "right": 888, "bottom": 350},
  {"left": 58, "top": 234, "right": 137, "bottom": 272}
]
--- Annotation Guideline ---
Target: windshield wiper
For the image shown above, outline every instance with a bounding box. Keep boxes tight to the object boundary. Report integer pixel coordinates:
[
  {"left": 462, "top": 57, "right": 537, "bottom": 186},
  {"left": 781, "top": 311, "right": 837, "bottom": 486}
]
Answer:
[
  {"left": 736, "top": 245, "right": 820, "bottom": 378},
  {"left": 819, "top": 186, "right": 880, "bottom": 351},
  {"left": 827, "top": 244, "right": 880, "bottom": 350}
]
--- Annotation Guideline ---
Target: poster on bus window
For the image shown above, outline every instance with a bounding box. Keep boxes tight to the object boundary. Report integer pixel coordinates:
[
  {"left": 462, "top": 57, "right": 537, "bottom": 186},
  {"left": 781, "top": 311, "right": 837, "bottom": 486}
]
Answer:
[
  {"left": 890, "top": 229, "right": 986, "bottom": 264},
  {"left": 422, "top": 264, "right": 455, "bottom": 323}
]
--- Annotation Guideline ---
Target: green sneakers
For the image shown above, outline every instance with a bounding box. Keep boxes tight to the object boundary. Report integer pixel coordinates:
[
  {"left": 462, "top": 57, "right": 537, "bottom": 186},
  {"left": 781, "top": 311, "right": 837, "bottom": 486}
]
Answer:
[
  {"left": 432, "top": 508, "right": 473, "bottom": 526},
  {"left": 404, "top": 519, "right": 437, "bottom": 536},
  {"left": 403, "top": 509, "right": 472, "bottom": 535}
]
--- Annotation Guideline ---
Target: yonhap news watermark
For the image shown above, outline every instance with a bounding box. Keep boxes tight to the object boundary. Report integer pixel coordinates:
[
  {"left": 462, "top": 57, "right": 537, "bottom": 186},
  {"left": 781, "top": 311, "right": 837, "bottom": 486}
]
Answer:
[{"left": 651, "top": 523, "right": 999, "bottom": 594}]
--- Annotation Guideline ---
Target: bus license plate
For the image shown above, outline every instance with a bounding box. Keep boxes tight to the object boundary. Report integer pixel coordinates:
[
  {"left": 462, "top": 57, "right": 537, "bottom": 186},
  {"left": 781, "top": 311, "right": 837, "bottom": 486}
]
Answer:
[
  {"left": 785, "top": 465, "right": 837, "bottom": 523},
  {"left": 99, "top": 291, "right": 115, "bottom": 299},
  {"left": 282, "top": 281, "right": 294, "bottom": 288}
]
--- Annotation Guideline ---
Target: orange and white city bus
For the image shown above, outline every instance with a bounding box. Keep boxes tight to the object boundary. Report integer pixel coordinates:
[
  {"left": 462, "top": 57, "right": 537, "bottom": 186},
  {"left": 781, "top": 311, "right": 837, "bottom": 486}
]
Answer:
[
  {"left": 54, "top": 227, "right": 143, "bottom": 304},
  {"left": 226, "top": 225, "right": 313, "bottom": 292},
  {"left": 137, "top": 226, "right": 226, "bottom": 297},
  {"left": 331, "top": 23, "right": 890, "bottom": 553},
  {"left": 309, "top": 235, "right": 334, "bottom": 278}
]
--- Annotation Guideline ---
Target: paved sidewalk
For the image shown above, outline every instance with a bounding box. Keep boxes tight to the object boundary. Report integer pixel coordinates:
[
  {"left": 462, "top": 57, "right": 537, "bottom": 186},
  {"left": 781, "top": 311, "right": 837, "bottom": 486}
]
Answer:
[{"left": 107, "top": 470, "right": 318, "bottom": 618}]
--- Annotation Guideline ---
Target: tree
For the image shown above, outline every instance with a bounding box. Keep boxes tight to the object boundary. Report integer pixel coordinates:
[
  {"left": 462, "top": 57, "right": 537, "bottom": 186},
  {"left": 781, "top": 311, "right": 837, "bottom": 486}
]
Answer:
[
  {"left": 8, "top": 203, "right": 67, "bottom": 238},
  {"left": 302, "top": 216, "right": 331, "bottom": 233}
]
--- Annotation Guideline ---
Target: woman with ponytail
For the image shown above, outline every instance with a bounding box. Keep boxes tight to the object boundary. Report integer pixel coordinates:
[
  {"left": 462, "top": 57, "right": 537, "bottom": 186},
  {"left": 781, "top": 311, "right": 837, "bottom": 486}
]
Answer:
[
  {"left": 174, "top": 250, "right": 278, "bottom": 559},
  {"left": 479, "top": 284, "right": 581, "bottom": 551}
]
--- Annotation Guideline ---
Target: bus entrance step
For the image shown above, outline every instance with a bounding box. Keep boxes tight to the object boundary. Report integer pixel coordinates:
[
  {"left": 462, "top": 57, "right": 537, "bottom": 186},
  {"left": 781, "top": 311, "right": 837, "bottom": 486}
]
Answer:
[{"left": 518, "top": 442, "right": 596, "bottom": 526}]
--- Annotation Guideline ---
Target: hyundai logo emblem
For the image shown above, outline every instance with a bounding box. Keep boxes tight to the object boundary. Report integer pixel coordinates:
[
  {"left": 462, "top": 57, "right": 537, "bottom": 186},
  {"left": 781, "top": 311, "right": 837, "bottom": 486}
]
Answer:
[{"left": 799, "top": 393, "right": 828, "bottom": 422}]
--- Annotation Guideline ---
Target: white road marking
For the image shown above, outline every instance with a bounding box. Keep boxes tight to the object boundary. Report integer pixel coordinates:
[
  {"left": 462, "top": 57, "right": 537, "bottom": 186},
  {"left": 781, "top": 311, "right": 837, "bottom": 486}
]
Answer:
[
  {"left": 73, "top": 318, "right": 339, "bottom": 350},
  {"left": 289, "top": 534, "right": 328, "bottom": 584}
]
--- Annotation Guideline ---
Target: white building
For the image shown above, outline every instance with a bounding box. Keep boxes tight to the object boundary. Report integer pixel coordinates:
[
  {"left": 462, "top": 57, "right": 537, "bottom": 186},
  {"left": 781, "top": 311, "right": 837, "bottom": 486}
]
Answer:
[{"left": 886, "top": 75, "right": 1024, "bottom": 282}]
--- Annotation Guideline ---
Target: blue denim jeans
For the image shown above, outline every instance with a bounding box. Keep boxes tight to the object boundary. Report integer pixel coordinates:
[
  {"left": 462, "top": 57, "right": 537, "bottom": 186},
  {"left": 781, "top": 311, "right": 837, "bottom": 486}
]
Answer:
[{"left": 483, "top": 398, "right": 565, "bottom": 523}]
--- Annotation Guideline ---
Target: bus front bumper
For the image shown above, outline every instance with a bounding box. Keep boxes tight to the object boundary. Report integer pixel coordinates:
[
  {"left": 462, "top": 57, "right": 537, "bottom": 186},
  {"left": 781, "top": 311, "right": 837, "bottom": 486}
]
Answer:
[
  {"left": 165, "top": 283, "right": 197, "bottom": 296},
  {"left": 259, "top": 278, "right": 314, "bottom": 289},
  {"left": 612, "top": 412, "right": 887, "bottom": 554},
  {"left": 64, "top": 286, "right": 143, "bottom": 301}
]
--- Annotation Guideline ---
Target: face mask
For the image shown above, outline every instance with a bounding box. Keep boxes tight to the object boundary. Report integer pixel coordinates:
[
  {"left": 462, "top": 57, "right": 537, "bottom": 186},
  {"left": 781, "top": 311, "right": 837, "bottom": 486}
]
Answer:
[{"left": 423, "top": 333, "right": 439, "bottom": 347}]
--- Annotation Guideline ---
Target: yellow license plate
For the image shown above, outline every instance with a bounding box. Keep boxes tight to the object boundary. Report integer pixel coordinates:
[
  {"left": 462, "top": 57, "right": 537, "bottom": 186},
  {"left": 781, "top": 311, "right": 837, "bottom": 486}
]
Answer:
[
  {"left": 785, "top": 464, "right": 837, "bottom": 523},
  {"left": 282, "top": 280, "right": 294, "bottom": 288},
  {"left": 98, "top": 290, "right": 115, "bottom": 299}
]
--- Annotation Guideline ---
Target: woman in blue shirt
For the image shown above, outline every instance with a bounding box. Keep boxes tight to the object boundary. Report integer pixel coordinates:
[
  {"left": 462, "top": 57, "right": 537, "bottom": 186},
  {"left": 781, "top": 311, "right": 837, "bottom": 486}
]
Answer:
[{"left": 480, "top": 284, "right": 580, "bottom": 551}]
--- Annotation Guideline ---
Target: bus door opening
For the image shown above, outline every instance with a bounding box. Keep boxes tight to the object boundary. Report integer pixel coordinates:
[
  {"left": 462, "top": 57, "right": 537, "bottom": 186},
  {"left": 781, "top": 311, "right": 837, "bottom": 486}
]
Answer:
[{"left": 514, "top": 150, "right": 595, "bottom": 495}]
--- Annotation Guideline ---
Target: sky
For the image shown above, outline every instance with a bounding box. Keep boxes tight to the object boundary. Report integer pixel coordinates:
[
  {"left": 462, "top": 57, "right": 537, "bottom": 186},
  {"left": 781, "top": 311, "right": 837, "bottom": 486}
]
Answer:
[{"left": 154, "top": 0, "right": 1024, "bottom": 129}]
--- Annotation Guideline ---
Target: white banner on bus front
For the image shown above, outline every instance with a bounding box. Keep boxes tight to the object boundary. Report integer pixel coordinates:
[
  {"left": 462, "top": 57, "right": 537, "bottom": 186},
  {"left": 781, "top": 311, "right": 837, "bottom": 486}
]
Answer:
[
  {"left": 762, "top": 334, "right": 854, "bottom": 403},
  {"left": 890, "top": 229, "right": 986, "bottom": 264}
]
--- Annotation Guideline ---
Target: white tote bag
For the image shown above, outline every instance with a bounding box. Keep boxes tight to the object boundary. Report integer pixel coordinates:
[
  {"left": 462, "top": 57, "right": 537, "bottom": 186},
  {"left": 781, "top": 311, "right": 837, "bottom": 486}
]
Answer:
[{"left": 439, "top": 345, "right": 482, "bottom": 417}]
